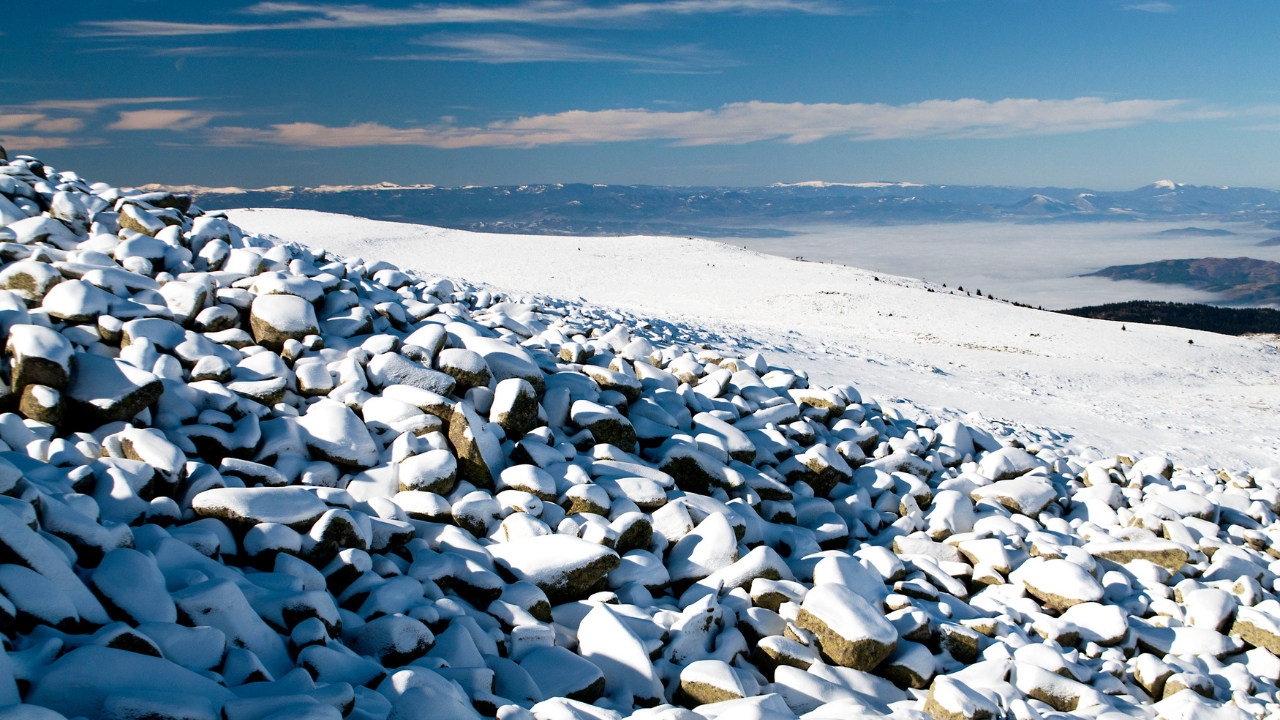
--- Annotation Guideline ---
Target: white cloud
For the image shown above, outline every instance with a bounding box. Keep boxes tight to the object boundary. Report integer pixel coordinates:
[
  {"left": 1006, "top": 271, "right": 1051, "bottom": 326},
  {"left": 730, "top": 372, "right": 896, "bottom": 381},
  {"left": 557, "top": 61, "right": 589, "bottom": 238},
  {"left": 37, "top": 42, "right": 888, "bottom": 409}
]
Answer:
[
  {"left": 0, "top": 135, "right": 95, "bottom": 149},
  {"left": 20, "top": 97, "right": 200, "bottom": 112},
  {"left": 0, "top": 113, "right": 46, "bottom": 131},
  {"left": 33, "top": 118, "right": 86, "bottom": 133},
  {"left": 208, "top": 96, "right": 1222, "bottom": 149},
  {"left": 1125, "top": 2, "right": 1176, "bottom": 12},
  {"left": 77, "top": 0, "right": 851, "bottom": 36},
  {"left": 106, "top": 109, "right": 222, "bottom": 131},
  {"left": 0, "top": 113, "right": 86, "bottom": 134},
  {"left": 381, "top": 33, "right": 729, "bottom": 68}
]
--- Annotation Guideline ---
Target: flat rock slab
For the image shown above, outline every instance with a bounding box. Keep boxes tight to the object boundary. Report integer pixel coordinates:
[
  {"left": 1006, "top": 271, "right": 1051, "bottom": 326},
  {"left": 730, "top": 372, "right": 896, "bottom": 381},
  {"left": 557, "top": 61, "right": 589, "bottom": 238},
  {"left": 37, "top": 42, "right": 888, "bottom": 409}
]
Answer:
[
  {"left": 1084, "top": 540, "right": 1189, "bottom": 572},
  {"left": 490, "top": 534, "right": 620, "bottom": 605},
  {"left": 64, "top": 353, "right": 162, "bottom": 428},
  {"left": 1021, "top": 559, "right": 1104, "bottom": 612},
  {"left": 192, "top": 486, "right": 329, "bottom": 531}
]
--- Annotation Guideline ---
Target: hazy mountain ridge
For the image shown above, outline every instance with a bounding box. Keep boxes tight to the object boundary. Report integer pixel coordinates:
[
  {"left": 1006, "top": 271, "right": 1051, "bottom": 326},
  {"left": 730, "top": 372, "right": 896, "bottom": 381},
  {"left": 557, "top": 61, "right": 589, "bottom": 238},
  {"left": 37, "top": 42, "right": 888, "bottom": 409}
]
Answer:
[
  {"left": 1085, "top": 256, "right": 1280, "bottom": 305},
  {"left": 150, "top": 180, "right": 1280, "bottom": 236}
]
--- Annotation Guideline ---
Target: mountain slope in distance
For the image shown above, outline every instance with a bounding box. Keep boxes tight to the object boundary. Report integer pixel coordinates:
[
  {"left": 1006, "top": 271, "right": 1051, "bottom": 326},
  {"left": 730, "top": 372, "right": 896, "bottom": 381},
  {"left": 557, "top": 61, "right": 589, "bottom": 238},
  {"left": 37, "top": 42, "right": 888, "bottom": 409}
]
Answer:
[
  {"left": 1085, "top": 257, "right": 1280, "bottom": 305},
  {"left": 1156, "top": 227, "right": 1238, "bottom": 237},
  {"left": 152, "top": 180, "right": 1280, "bottom": 235}
]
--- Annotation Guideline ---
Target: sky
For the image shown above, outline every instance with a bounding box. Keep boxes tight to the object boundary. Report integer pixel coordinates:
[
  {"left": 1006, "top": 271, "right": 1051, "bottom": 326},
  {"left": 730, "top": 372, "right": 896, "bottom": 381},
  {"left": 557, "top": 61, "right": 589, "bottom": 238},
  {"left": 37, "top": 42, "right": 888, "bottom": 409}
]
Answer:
[{"left": 3, "top": 0, "right": 1280, "bottom": 189}]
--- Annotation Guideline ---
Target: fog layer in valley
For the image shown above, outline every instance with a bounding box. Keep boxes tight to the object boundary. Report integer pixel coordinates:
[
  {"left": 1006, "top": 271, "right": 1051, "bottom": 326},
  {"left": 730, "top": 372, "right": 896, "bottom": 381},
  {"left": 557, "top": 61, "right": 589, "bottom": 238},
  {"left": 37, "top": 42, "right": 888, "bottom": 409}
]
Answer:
[{"left": 735, "top": 222, "right": 1280, "bottom": 310}]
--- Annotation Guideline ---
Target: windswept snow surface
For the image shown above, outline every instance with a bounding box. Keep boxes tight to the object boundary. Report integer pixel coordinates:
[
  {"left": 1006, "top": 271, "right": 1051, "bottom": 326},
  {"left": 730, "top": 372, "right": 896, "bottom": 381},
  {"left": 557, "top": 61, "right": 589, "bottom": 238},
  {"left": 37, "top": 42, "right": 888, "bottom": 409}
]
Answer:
[{"left": 229, "top": 209, "right": 1280, "bottom": 469}]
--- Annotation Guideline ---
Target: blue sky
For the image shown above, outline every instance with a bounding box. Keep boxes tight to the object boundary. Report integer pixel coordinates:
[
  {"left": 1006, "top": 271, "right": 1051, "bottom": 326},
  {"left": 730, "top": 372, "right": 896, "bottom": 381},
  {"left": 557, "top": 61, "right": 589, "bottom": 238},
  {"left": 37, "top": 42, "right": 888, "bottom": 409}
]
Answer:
[{"left": 3, "top": 0, "right": 1278, "bottom": 189}]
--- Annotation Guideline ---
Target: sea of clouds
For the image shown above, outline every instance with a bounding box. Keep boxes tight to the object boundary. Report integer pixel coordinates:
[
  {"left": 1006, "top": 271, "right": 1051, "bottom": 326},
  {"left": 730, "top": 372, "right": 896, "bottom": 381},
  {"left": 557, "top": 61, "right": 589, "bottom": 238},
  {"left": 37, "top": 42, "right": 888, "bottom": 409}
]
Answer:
[{"left": 736, "top": 221, "right": 1280, "bottom": 310}]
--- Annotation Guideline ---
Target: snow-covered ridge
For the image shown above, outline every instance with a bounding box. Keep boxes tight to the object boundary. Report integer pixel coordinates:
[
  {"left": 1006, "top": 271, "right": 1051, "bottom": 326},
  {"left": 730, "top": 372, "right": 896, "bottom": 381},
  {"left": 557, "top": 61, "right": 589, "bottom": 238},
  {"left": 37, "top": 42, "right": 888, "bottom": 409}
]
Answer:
[
  {"left": 0, "top": 148, "right": 1278, "bottom": 720},
  {"left": 768, "top": 182, "right": 928, "bottom": 189},
  {"left": 136, "top": 182, "right": 441, "bottom": 195}
]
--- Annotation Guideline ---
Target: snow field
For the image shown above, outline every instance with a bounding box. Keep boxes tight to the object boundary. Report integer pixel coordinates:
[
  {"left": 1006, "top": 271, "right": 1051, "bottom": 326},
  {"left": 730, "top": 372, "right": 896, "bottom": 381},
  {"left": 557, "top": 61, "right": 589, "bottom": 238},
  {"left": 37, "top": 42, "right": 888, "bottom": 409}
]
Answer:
[{"left": 228, "top": 208, "right": 1280, "bottom": 472}]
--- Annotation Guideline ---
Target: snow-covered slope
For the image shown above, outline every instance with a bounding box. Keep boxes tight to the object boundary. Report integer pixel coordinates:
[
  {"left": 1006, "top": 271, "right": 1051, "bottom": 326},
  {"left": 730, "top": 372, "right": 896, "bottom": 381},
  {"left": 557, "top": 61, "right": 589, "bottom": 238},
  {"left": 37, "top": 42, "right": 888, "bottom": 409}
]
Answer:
[
  {"left": 5, "top": 150, "right": 1280, "bottom": 720},
  {"left": 230, "top": 208, "right": 1280, "bottom": 470}
]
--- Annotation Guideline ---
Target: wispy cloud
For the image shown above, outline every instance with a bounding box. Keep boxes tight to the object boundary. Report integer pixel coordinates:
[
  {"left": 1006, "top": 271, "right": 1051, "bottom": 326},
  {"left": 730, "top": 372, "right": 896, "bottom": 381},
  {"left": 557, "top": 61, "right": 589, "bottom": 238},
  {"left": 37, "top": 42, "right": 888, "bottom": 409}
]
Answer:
[
  {"left": 0, "top": 98, "right": 210, "bottom": 146},
  {"left": 0, "top": 113, "right": 86, "bottom": 134},
  {"left": 19, "top": 97, "right": 199, "bottom": 112},
  {"left": 33, "top": 118, "right": 86, "bottom": 132},
  {"left": 78, "top": 45, "right": 310, "bottom": 58},
  {"left": 380, "top": 33, "right": 730, "bottom": 68},
  {"left": 106, "top": 109, "right": 224, "bottom": 131},
  {"left": 77, "top": 0, "right": 852, "bottom": 37},
  {"left": 0, "top": 114, "right": 47, "bottom": 132},
  {"left": 1125, "top": 2, "right": 1176, "bottom": 12},
  {"left": 0, "top": 135, "right": 98, "bottom": 150},
  {"left": 207, "top": 96, "right": 1223, "bottom": 149}
]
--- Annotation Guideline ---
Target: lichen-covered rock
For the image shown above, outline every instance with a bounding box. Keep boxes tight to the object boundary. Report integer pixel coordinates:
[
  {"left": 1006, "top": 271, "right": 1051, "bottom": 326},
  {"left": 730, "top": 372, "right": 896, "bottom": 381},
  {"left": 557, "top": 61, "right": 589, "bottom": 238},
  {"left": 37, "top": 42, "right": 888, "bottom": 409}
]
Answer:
[
  {"left": 0, "top": 261, "right": 62, "bottom": 307},
  {"left": 490, "top": 378, "right": 539, "bottom": 439},
  {"left": 8, "top": 324, "right": 73, "bottom": 392},
  {"left": 490, "top": 534, "right": 620, "bottom": 604},
  {"left": 795, "top": 583, "right": 898, "bottom": 671},
  {"left": 924, "top": 676, "right": 999, "bottom": 720},
  {"left": 570, "top": 400, "right": 636, "bottom": 453},
  {"left": 435, "top": 348, "right": 491, "bottom": 392},
  {"left": 447, "top": 400, "right": 505, "bottom": 489},
  {"left": 249, "top": 294, "right": 319, "bottom": 351}
]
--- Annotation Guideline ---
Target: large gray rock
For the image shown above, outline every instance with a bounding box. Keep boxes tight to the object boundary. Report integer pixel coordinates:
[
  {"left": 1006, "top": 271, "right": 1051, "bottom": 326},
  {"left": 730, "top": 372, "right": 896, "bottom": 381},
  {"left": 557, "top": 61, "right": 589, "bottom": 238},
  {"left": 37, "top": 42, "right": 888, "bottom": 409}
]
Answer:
[
  {"left": 191, "top": 487, "right": 329, "bottom": 531},
  {"left": 90, "top": 548, "right": 177, "bottom": 626},
  {"left": 490, "top": 534, "right": 620, "bottom": 605},
  {"left": 434, "top": 349, "right": 490, "bottom": 393},
  {"left": 7, "top": 324, "right": 73, "bottom": 392},
  {"left": 489, "top": 378, "right": 538, "bottom": 439},
  {"left": 519, "top": 646, "right": 605, "bottom": 703},
  {"left": 26, "top": 646, "right": 235, "bottom": 720},
  {"left": 366, "top": 352, "right": 456, "bottom": 396},
  {"left": 447, "top": 401, "right": 505, "bottom": 489},
  {"left": 570, "top": 400, "right": 636, "bottom": 453},
  {"left": 795, "top": 583, "right": 897, "bottom": 671},
  {"left": 249, "top": 294, "right": 319, "bottom": 351},
  {"left": 41, "top": 279, "right": 112, "bottom": 322},
  {"left": 0, "top": 261, "right": 62, "bottom": 307},
  {"left": 297, "top": 401, "right": 380, "bottom": 468},
  {"left": 0, "top": 504, "right": 110, "bottom": 626},
  {"left": 64, "top": 353, "right": 162, "bottom": 429}
]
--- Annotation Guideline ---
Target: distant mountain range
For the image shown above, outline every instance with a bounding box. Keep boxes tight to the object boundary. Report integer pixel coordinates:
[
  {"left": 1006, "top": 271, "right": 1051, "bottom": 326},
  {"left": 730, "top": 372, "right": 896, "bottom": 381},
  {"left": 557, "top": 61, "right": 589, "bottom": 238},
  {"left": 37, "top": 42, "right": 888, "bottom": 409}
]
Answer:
[
  {"left": 1156, "top": 227, "right": 1238, "bottom": 237},
  {"left": 148, "top": 179, "right": 1280, "bottom": 237},
  {"left": 1086, "top": 257, "right": 1280, "bottom": 305}
]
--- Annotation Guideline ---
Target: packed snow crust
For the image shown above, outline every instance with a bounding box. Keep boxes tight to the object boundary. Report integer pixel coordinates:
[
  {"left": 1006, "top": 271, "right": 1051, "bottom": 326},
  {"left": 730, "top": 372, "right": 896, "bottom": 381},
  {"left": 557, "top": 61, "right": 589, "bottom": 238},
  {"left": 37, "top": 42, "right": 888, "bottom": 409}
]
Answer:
[{"left": 0, "top": 149, "right": 1276, "bottom": 720}]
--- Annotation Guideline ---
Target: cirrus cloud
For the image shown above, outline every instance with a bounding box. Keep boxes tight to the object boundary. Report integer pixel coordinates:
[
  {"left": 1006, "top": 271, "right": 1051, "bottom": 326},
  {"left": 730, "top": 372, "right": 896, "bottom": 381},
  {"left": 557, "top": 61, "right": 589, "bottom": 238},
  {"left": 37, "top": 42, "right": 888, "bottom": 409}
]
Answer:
[
  {"left": 207, "top": 96, "right": 1223, "bottom": 149},
  {"left": 77, "top": 0, "right": 853, "bottom": 37},
  {"left": 106, "top": 109, "right": 224, "bottom": 131},
  {"left": 0, "top": 135, "right": 99, "bottom": 150},
  {"left": 1125, "top": 2, "right": 1177, "bottom": 12},
  {"left": 379, "top": 33, "right": 732, "bottom": 69}
]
